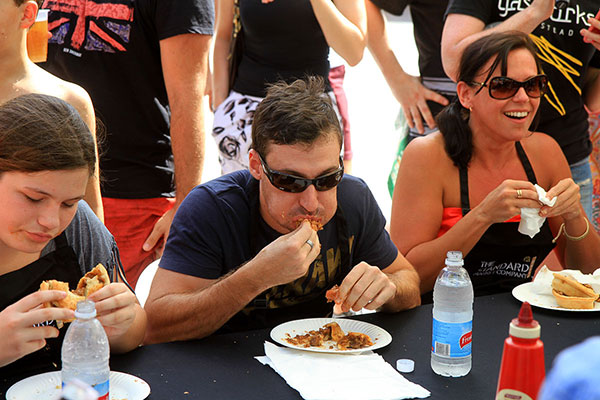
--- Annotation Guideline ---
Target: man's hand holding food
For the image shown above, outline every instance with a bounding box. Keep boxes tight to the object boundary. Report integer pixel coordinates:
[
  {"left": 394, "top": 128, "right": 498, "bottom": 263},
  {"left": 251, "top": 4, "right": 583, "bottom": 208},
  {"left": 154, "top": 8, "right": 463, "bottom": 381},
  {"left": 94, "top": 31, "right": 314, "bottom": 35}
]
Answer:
[
  {"left": 249, "top": 220, "right": 321, "bottom": 288},
  {"left": 333, "top": 262, "right": 397, "bottom": 313}
]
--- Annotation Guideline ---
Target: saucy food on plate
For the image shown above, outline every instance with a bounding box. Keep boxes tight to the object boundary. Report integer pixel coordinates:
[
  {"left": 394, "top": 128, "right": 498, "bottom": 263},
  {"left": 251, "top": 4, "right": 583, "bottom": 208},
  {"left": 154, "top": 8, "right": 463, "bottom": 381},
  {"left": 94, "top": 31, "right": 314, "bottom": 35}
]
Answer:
[{"left": 284, "top": 321, "right": 374, "bottom": 350}]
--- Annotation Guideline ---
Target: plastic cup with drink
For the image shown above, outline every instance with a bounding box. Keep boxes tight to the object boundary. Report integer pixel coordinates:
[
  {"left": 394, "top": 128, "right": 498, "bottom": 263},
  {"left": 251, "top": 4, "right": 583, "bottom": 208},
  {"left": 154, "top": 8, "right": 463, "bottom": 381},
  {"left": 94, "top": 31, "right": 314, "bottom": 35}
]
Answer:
[{"left": 26, "top": 9, "right": 49, "bottom": 63}]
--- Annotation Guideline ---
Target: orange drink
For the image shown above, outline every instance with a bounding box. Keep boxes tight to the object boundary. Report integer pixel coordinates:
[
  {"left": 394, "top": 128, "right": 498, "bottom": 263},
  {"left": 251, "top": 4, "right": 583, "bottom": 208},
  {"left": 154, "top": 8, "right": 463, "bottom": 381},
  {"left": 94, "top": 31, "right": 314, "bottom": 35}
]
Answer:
[{"left": 26, "top": 9, "right": 49, "bottom": 63}]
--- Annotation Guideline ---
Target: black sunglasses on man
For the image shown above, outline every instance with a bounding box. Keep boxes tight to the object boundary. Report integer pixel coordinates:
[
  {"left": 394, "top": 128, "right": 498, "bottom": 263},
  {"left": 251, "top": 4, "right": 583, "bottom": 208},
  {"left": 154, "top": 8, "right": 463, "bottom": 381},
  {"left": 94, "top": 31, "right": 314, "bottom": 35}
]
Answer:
[{"left": 258, "top": 153, "right": 344, "bottom": 193}]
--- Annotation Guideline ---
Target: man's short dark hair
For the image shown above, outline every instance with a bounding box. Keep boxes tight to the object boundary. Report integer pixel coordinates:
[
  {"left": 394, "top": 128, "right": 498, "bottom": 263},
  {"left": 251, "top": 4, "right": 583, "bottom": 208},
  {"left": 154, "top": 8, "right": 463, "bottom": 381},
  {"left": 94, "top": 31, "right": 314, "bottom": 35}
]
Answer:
[
  {"left": 251, "top": 76, "right": 342, "bottom": 157},
  {"left": 13, "top": 0, "right": 44, "bottom": 8}
]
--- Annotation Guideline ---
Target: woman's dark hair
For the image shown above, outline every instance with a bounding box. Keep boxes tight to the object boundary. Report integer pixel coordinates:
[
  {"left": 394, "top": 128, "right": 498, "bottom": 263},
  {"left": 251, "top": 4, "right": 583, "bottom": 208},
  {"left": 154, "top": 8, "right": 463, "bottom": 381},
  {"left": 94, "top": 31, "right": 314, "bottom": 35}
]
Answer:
[
  {"left": 436, "top": 31, "right": 543, "bottom": 168},
  {"left": 0, "top": 94, "right": 96, "bottom": 175},
  {"left": 252, "top": 76, "right": 342, "bottom": 157}
]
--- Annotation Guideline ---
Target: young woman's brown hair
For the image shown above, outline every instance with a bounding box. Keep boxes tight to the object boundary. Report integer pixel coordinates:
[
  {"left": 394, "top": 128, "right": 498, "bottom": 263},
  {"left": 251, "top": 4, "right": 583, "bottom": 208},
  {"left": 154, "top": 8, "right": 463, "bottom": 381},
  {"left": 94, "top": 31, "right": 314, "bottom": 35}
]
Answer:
[{"left": 0, "top": 93, "right": 96, "bottom": 175}]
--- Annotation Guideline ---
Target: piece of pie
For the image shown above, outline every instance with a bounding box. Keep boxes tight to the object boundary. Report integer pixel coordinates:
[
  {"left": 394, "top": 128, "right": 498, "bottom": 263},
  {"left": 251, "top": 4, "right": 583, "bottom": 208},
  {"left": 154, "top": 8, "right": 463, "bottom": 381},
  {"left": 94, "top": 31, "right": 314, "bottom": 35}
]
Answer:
[
  {"left": 551, "top": 273, "right": 599, "bottom": 309},
  {"left": 39, "top": 264, "right": 110, "bottom": 325}
]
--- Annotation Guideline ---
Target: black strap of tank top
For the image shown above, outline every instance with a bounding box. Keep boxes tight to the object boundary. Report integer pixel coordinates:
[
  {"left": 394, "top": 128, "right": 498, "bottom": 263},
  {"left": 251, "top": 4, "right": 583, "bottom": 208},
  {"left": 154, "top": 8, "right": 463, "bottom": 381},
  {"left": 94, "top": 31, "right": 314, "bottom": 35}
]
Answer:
[
  {"left": 460, "top": 141, "right": 537, "bottom": 216},
  {"left": 515, "top": 141, "right": 538, "bottom": 184},
  {"left": 459, "top": 166, "right": 470, "bottom": 217}
]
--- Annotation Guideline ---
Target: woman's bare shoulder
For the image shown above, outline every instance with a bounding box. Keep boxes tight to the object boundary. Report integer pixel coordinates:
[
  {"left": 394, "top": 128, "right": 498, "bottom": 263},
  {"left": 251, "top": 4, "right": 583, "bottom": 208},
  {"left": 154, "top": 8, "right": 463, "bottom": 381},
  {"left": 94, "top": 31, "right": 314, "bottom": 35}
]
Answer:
[
  {"left": 522, "top": 131, "right": 562, "bottom": 154},
  {"left": 405, "top": 131, "right": 447, "bottom": 156},
  {"left": 403, "top": 131, "right": 453, "bottom": 169},
  {"left": 521, "top": 132, "right": 571, "bottom": 185}
]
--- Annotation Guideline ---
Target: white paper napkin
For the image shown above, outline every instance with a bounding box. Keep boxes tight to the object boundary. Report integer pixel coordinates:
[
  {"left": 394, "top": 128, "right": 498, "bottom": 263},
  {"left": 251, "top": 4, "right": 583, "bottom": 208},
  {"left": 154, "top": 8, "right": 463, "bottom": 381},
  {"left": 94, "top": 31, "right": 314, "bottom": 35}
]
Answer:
[
  {"left": 256, "top": 341, "right": 430, "bottom": 400},
  {"left": 519, "top": 184, "right": 557, "bottom": 238},
  {"left": 530, "top": 266, "right": 600, "bottom": 295}
]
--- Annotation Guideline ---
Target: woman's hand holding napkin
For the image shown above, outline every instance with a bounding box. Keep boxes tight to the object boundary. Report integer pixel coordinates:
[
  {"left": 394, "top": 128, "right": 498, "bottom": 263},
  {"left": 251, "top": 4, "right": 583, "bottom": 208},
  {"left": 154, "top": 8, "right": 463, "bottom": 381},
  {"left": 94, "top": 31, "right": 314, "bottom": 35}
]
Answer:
[{"left": 519, "top": 184, "right": 557, "bottom": 238}]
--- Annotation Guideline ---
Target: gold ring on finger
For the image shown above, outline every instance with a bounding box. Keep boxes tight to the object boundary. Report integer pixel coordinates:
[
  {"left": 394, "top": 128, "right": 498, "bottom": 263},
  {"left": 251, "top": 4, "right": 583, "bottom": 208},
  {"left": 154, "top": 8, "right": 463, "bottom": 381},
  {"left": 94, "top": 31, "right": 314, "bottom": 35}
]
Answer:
[{"left": 516, "top": 189, "right": 522, "bottom": 199}]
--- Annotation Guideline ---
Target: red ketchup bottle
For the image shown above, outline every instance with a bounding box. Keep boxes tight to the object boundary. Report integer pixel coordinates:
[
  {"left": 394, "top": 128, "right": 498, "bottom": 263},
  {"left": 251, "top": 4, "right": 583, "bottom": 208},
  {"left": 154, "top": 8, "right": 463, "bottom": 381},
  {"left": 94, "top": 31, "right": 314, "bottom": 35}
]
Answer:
[{"left": 495, "top": 302, "right": 545, "bottom": 400}]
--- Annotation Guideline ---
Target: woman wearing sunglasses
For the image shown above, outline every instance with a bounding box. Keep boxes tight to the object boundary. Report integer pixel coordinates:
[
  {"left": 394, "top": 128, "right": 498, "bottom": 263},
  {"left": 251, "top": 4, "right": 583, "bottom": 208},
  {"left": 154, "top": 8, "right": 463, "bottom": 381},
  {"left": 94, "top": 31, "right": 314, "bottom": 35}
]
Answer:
[{"left": 390, "top": 32, "right": 600, "bottom": 302}]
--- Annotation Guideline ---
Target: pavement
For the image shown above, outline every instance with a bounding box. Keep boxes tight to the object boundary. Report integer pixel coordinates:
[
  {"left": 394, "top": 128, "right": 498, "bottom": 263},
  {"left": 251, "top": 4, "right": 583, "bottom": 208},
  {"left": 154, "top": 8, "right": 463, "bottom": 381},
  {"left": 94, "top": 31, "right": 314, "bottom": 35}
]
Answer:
[{"left": 202, "top": 12, "right": 417, "bottom": 222}]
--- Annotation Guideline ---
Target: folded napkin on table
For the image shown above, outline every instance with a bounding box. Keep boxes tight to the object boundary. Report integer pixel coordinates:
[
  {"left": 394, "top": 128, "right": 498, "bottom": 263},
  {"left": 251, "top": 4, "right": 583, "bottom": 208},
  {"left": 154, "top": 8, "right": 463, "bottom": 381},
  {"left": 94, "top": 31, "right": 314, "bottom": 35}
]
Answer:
[
  {"left": 530, "top": 266, "right": 600, "bottom": 295},
  {"left": 519, "top": 184, "right": 557, "bottom": 238},
  {"left": 256, "top": 341, "right": 430, "bottom": 400}
]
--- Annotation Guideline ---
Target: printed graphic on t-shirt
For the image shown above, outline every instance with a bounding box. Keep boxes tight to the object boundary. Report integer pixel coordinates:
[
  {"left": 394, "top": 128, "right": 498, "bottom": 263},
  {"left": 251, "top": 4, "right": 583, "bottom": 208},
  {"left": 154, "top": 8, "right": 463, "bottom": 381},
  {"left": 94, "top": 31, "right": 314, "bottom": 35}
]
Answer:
[
  {"left": 32, "top": 320, "right": 58, "bottom": 328},
  {"left": 497, "top": 3, "right": 597, "bottom": 117},
  {"left": 43, "top": 0, "right": 134, "bottom": 54},
  {"left": 259, "top": 236, "right": 355, "bottom": 309},
  {"left": 531, "top": 33, "right": 582, "bottom": 117},
  {"left": 473, "top": 255, "right": 536, "bottom": 280},
  {"left": 498, "top": 0, "right": 595, "bottom": 26}
]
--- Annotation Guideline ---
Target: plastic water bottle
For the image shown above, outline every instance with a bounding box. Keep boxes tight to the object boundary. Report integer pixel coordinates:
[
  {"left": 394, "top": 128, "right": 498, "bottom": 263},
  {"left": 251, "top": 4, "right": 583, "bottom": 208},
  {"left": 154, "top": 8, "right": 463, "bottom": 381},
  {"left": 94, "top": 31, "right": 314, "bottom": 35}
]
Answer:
[
  {"left": 431, "top": 251, "right": 474, "bottom": 377},
  {"left": 61, "top": 300, "right": 110, "bottom": 400}
]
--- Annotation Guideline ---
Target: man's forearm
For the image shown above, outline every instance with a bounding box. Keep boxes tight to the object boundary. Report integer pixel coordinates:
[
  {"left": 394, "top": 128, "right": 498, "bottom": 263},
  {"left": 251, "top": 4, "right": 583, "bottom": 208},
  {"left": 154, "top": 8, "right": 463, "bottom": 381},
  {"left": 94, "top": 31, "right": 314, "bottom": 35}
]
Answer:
[
  {"left": 381, "top": 269, "right": 421, "bottom": 312},
  {"left": 366, "top": 1, "right": 406, "bottom": 83},
  {"left": 144, "top": 264, "right": 269, "bottom": 343},
  {"left": 443, "top": 5, "right": 551, "bottom": 80},
  {"left": 161, "top": 34, "right": 211, "bottom": 206},
  {"left": 171, "top": 103, "right": 205, "bottom": 206},
  {"left": 310, "top": 0, "right": 366, "bottom": 66}
]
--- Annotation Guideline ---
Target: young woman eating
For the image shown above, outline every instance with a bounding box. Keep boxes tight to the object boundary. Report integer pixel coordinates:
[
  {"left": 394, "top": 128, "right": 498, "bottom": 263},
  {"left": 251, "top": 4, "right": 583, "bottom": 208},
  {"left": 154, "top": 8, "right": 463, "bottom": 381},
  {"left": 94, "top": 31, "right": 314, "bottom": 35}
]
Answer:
[{"left": 0, "top": 94, "right": 146, "bottom": 384}]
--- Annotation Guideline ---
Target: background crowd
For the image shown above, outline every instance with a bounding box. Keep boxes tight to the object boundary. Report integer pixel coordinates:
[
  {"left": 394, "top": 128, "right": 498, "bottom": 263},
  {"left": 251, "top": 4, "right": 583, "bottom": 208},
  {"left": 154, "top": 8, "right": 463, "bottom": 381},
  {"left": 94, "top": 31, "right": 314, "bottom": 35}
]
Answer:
[{"left": 2, "top": 0, "right": 600, "bottom": 394}]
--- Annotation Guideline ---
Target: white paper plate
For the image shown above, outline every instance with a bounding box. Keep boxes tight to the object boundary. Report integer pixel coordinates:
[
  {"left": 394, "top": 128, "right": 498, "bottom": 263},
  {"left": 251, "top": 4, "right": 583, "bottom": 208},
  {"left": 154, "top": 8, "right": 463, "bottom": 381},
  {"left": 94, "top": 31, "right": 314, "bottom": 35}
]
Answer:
[
  {"left": 512, "top": 282, "right": 600, "bottom": 312},
  {"left": 6, "top": 371, "right": 150, "bottom": 400},
  {"left": 270, "top": 317, "right": 392, "bottom": 353}
]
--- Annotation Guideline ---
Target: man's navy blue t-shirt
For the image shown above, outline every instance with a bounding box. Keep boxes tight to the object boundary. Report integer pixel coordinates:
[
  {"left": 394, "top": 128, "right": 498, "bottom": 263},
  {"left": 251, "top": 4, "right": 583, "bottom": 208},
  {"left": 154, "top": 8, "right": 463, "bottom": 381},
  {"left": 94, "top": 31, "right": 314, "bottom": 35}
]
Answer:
[{"left": 161, "top": 171, "right": 398, "bottom": 331}]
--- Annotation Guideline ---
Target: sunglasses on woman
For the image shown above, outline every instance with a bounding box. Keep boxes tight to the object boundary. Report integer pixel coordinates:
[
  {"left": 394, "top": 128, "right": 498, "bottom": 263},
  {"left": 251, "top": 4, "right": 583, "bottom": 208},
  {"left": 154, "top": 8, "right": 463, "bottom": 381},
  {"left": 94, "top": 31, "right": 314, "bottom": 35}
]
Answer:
[
  {"left": 471, "top": 74, "right": 548, "bottom": 100},
  {"left": 258, "top": 153, "right": 344, "bottom": 193}
]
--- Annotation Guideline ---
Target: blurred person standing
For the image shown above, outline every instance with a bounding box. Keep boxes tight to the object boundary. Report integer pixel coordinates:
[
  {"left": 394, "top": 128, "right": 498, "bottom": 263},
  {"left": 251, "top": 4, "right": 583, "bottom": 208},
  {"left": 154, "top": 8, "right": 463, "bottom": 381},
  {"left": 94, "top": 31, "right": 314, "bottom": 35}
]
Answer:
[
  {"left": 442, "top": 0, "right": 600, "bottom": 221},
  {"left": 365, "top": 0, "right": 454, "bottom": 195},
  {"left": 0, "top": 0, "right": 103, "bottom": 221},
  {"left": 538, "top": 336, "right": 600, "bottom": 400},
  {"left": 211, "top": 0, "right": 366, "bottom": 175},
  {"left": 328, "top": 50, "right": 354, "bottom": 174},
  {"left": 41, "top": 0, "right": 214, "bottom": 287}
]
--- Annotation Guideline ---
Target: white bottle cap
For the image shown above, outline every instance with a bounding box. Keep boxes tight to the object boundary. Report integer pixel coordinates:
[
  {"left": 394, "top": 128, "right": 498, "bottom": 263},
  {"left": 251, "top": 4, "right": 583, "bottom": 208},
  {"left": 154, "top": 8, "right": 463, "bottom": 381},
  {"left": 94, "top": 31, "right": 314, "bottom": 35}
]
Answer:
[
  {"left": 36, "top": 9, "right": 49, "bottom": 21},
  {"left": 74, "top": 300, "right": 97, "bottom": 319},
  {"left": 446, "top": 250, "right": 464, "bottom": 266},
  {"left": 396, "top": 359, "right": 415, "bottom": 373}
]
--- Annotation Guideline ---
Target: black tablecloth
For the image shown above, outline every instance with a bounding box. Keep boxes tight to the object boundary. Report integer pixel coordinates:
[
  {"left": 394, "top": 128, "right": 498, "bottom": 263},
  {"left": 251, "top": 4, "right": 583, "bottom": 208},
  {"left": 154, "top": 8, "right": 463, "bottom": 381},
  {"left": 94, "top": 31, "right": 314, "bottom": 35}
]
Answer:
[{"left": 2, "top": 292, "right": 599, "bottom": 399}]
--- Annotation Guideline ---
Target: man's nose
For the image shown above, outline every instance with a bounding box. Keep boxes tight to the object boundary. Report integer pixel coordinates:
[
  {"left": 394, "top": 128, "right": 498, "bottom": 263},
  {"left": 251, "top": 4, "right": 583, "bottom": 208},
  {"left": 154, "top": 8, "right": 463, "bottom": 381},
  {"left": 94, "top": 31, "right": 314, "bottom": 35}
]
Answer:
[{"left": 298, "top": 184, "right": 319, "bottom": 213}]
